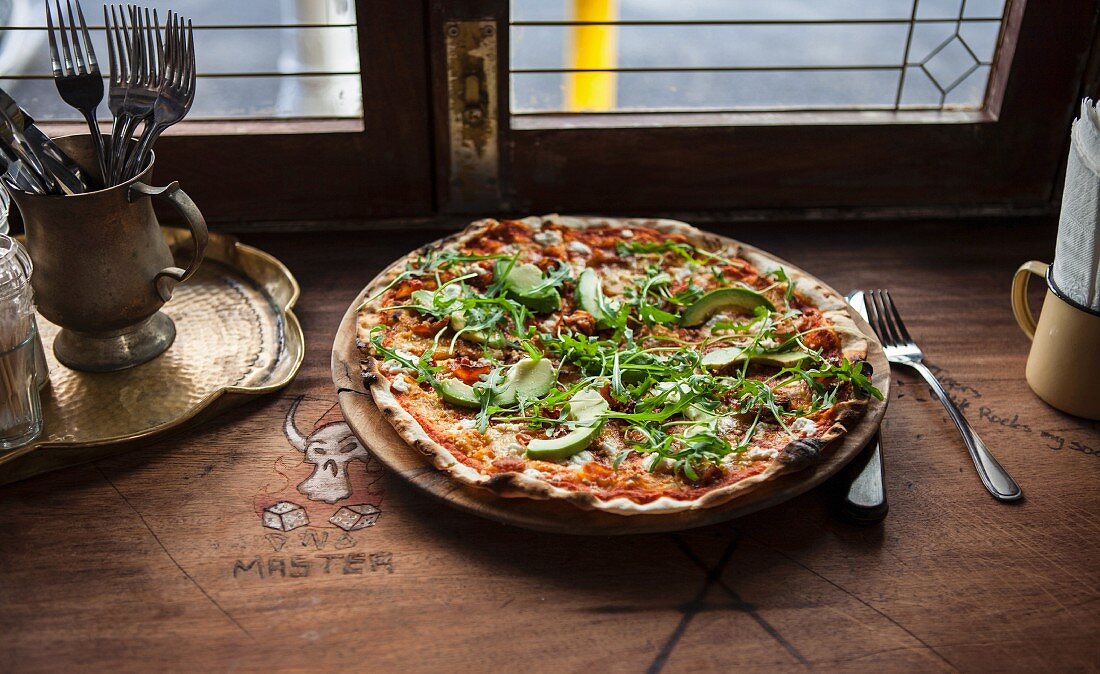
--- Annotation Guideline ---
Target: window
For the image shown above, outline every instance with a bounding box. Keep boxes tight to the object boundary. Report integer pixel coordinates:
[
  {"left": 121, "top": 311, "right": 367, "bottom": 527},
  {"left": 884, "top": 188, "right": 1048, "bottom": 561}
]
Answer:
[
  {"left": 1, "top": 1, "right": 434, "bottom": 225},
  {"left": 446, "top": 0, "right": 1098, "bottom": 216},
  {"left": 512, "top": 0, "right": 1012, "bottom": 117},
  {"left": 511, "top": 0, "right": 1011, "bottom": 117},
  {"left": 0, "top": 0, "right": 361, "bottom": 120}
]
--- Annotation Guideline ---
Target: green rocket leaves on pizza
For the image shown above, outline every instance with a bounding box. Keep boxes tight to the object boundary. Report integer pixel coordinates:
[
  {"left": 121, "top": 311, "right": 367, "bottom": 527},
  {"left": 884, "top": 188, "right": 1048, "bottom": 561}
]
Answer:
[{"left": 359, "top": 217, "right": 879, "bottom": 514}]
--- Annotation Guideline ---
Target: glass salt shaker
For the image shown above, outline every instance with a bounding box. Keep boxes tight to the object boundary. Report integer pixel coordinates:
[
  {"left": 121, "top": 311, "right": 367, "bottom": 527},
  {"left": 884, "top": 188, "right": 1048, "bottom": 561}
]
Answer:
[
  {"left": 0, "top": 187, "right": 48, "bottom": 391},
  {"left": 0, "top": 234, "right": 43, "bottom": 449}
]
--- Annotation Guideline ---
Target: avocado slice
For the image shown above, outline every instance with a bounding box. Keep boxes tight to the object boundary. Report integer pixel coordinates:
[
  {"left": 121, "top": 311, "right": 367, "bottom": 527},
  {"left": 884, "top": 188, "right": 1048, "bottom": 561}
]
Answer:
[
  {"left": 526, "top": 388, "right": 609, "bottom": 462},
  {"left": 492, "top": 357, "right": 557, "bottom": 406},
  {"left": 410, "top": 288, "right": 436, "bottom": 308},
  {"left": 439, "top": 357, "right": 557, "bottom": 410},
  {"left": 410, "top": 284, "right": 462, "bottom": 316},
  {"left": 497, "top": 262, "right": 562, "bottom": 313},
  {"left": 701, "top": 346, "right": 809, "bottom": 369},
  {"left": 679, "top": 287, "right": 775, "bottom": 327},
  {"left": 449, "top": 310, "right": 504, "bottom": 347},
  {"left": 449, "top": 310, "right": 477, "bottom": 338},
  {"left": 437, "top": 378, "right": 481, "bottom": 408},
  {"left": 575, "top": 268, "right": 619, "bottom": 326}
]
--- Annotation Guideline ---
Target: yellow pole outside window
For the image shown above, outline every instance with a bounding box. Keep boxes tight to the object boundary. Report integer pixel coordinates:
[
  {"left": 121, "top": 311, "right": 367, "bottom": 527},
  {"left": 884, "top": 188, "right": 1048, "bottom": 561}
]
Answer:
[{"left": 566, "top": 0, "right": 619, "bottom": 112}]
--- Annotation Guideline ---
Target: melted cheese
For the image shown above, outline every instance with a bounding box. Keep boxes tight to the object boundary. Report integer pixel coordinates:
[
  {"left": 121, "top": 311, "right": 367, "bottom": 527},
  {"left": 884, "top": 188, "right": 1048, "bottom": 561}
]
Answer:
[
  {"left": 745, "top": 446, "right": 779, "bottom": 460},
  {"left": 390, "top": 375, "right": 410, "bottom": 393},
  {"left": 568, "top": 450, "right": 595, "bottom": 466},
  {"left": 568, "top": 241, "right": 592, "bottom": 255},
  {"left": 533, "top": 230, "right": 563, "bottom": 246},
  {"left": 790, "top": 417, "right": 818, "bottom": 437}
]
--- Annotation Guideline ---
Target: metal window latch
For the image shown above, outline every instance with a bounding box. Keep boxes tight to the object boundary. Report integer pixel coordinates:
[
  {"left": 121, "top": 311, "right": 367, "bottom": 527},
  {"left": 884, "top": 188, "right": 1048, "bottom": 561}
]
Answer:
[{"left": 444, "top": 20, "right": 499, "bottom": 211}]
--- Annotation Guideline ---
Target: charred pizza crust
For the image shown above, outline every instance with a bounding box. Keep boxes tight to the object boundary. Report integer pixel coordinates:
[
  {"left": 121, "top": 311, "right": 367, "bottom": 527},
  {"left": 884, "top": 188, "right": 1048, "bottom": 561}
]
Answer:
[{"left": 357, "top": 216, "right": 873, "bottom": 515}]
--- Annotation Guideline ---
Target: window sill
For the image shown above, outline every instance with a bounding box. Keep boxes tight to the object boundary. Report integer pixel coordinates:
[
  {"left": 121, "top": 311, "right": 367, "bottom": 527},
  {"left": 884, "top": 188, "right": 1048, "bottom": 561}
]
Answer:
[
  {"left": 510, "top": 108, "right": 997, "bottom": 130},
  {"left": 39, "top": 118, "right": 364, "bottom": 138}
]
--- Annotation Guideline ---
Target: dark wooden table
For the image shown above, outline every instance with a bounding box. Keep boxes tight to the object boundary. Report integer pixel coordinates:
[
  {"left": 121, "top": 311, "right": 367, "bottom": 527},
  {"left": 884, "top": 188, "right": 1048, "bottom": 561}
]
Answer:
[{"left": 1, "top": 218, "right": 1097, "bottom": 673}]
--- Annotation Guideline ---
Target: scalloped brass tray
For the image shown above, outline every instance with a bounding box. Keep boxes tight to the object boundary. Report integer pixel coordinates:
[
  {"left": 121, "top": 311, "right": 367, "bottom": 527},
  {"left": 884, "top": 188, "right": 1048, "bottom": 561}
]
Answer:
[{"left": 0, "top": 227, "right": 304, "bottom": 485}]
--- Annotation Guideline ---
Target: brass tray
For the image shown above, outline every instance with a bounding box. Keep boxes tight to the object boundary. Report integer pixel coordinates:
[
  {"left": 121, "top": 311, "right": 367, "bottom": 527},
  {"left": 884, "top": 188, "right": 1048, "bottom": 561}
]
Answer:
[{"left": 0, "top": 227, "right": 304, "bottom": 485}]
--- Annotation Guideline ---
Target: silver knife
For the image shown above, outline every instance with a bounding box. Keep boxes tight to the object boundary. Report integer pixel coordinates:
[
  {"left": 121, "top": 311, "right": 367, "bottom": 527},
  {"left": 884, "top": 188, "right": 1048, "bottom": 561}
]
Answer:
[
  {"left": 840, "top": 289, "right": 888, "bottom": 522},
  {"left": 0, "top": 108, "right": 56, "bottom": 194},
  {"left": 0, "top": 86, "right": 88, "bottom": 195},
  {"left": 0, "top": 158, "right": 46, "bottom": 196},
  {"left": 0, "top": 144, "right": 46, "bottom": 194}
]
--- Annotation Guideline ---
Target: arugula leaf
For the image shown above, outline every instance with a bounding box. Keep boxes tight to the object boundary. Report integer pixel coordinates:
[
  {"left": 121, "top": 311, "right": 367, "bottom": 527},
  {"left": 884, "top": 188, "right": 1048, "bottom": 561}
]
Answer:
[
  {"left": 360, "top": 249, "right": 514, "bottom": 309},
  {"left": 474, "top": 367, "right": 504, "bottom": 433},
  {"left": 770, "top": 267, "right": 796, "bottom": 304},
  {"left": 368, "top": 326, "right": 442, "bottom": 387},
  {"left": 616, "top": 240, "right": 745, "bottom": 269}
]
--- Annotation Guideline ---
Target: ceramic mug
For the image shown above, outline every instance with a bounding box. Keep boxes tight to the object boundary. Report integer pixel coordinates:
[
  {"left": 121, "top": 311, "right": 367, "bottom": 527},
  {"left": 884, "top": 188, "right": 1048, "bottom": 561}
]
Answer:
[{"left": 1011, "top": 261, "right": 1100, "bottom": 420}]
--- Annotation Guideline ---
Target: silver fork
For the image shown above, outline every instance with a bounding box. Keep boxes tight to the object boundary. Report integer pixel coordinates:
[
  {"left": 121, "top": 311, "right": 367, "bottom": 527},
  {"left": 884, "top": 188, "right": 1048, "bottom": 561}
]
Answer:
[
  {"left": 103, "top": 4, "right": 132, "bottom": 186},
  {"left": 865, "top": 289, "right": 1022, "bottom": 502},
  {"left": 124, "top": 11, "right": 194, "bottom": 180},
  {"left": 45, "top": 0, "right": 106, "bottom": 187},
  {"left": 106, "top": 5, "right": 163, "bottom": 185}
]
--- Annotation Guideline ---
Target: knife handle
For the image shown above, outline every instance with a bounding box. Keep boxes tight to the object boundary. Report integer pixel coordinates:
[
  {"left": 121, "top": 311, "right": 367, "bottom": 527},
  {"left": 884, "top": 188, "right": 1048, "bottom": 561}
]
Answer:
[{"left": 839, "top": 433, "right": 888, "bottom": 522}]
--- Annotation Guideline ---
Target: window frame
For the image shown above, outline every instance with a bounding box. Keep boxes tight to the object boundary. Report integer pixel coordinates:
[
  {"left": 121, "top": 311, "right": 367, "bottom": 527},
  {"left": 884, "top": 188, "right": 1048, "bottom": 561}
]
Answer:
[{"left": 435, "top": 0, "right": 1100, "bottom": 218}]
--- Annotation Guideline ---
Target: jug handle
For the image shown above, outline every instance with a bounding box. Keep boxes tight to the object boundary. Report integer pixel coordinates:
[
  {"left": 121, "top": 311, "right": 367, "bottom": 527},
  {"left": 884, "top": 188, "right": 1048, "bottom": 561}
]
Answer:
[
  {"left": 1011, "top": 260, "right": 1048, "bottom": 341},
  {"left": 129, "top": 181, "right": 209, "bottom": 303}
]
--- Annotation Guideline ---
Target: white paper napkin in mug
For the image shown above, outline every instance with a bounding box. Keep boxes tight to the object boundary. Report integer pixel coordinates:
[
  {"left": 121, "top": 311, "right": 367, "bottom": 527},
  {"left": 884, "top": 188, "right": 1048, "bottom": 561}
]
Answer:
[{"left": 1054, "top": 99, "right": 1100, "bottom": 311}]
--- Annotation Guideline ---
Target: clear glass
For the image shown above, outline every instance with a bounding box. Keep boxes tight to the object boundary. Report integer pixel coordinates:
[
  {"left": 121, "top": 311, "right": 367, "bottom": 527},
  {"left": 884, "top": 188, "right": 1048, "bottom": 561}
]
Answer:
[{"left": 0, "top": 235, "right": 42, "bottom": 449}]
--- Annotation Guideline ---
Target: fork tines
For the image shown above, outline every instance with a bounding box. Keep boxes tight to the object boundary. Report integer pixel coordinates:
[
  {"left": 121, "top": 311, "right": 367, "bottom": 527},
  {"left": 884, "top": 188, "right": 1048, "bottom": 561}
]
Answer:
[
  {"left": 45, "top": 0, "right": 105, "bottom": 188},
  {"left": 98, "top": 4, "right": 197, "bottom": 185},
  {"left": 865, "top": 289, "right": 914, "bottom": 348},
  {"left": 123, "top": 8, "right": 195, "bottom": 180},
  {"left": 46, "top": 0, "right": 97, "bottom": 77}
]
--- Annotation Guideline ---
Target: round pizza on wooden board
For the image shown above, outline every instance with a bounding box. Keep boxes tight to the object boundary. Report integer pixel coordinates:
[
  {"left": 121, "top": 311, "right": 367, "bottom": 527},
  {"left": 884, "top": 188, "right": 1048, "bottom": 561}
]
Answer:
[{"left": 335, "top": 216, "right": 888, "bottom": 528}]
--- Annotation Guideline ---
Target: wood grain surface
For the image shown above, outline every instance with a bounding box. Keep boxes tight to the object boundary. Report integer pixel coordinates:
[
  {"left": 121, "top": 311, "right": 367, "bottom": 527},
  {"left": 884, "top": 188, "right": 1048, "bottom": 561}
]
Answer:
[
  {"left": 1, "top": 218, "right": 1098, "bottom": 673},
  {"left": 332, "top": 231, "right": 890, "bottom": 534}
]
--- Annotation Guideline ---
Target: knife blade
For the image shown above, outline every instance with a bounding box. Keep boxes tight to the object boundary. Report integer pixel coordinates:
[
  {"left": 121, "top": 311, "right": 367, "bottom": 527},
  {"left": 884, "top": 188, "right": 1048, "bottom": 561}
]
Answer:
[
  {"left": 0, "top": 107, "right": 56, "bottom": 194},
  {"left": 0, "top": 86, "right": 88, "bottom": 195},
  {"left": 0, "top": 144, "right": 46, "bottom": 194},
  {"left": 1, "top": 164, "right": 46, "bottom": 196},
  {"left": 839, "top": 289, "right": 889, "bottom": 522}
]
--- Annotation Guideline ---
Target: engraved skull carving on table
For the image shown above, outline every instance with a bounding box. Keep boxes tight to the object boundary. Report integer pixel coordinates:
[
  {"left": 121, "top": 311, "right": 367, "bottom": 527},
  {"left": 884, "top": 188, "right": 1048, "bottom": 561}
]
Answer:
[{"left": 284, "top": 397, "right": 372, "bottom": 503}]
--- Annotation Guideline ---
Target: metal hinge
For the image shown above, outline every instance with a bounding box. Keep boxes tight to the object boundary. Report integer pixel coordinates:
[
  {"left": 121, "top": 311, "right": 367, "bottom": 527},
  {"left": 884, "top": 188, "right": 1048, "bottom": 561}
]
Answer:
[{"left": 444, "top": 20, "right": 499, "bottom": 211}]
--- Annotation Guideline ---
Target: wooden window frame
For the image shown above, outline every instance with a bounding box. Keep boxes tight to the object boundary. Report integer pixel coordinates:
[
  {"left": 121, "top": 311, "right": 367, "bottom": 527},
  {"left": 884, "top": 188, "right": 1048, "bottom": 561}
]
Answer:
[{"left": 436, "top": 0, "right": 1100, "bottom": 219}]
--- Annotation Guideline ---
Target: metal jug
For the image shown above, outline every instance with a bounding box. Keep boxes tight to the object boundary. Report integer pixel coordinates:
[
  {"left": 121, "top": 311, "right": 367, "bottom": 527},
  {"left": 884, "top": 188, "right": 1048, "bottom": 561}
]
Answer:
[{"left": 7, "top": 135, "right": 207, "bottom": 372}]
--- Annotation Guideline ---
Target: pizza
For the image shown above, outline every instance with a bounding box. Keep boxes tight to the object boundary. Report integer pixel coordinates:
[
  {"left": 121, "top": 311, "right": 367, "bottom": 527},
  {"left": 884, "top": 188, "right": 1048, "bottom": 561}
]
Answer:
[{"left": 356, "top": 216, "right": 880, "bottom": 514}]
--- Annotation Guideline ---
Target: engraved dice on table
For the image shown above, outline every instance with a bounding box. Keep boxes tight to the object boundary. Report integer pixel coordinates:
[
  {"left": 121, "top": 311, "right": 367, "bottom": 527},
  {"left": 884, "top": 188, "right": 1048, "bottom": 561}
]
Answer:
[{"left": 262, "top": 501, "right": 310, "bottom": 531}]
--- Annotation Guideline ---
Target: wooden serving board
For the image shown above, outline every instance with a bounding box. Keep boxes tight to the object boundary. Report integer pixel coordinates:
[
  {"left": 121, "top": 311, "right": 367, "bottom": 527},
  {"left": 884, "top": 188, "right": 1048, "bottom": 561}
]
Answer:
[{"left": 331, "top": 229, "right": 889, "bottom": 535}]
